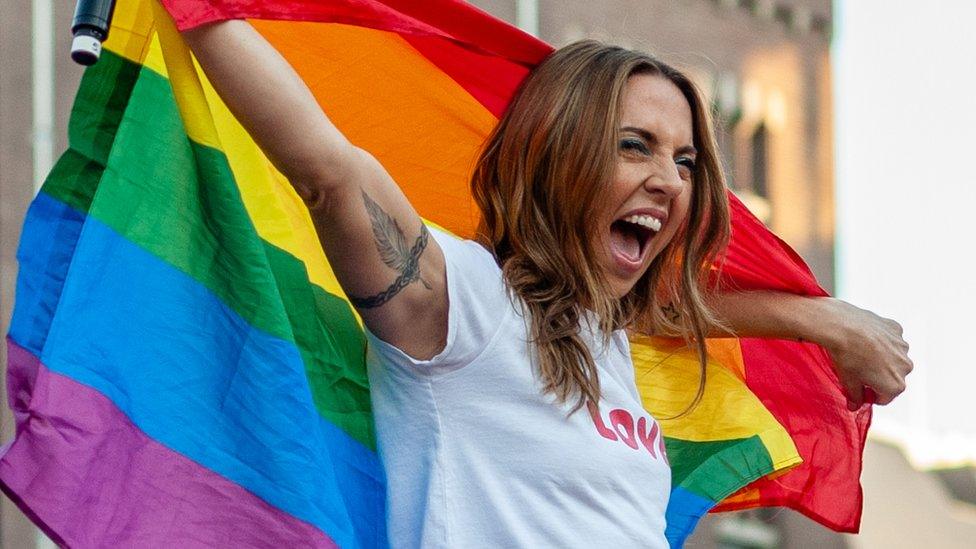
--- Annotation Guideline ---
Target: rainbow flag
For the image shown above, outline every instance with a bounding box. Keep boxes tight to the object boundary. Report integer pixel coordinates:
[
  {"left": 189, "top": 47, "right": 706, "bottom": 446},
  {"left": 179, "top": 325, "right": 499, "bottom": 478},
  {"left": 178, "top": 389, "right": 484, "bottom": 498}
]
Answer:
[{"left": 0, "top": 0, "right": 870, "bottom": 547}]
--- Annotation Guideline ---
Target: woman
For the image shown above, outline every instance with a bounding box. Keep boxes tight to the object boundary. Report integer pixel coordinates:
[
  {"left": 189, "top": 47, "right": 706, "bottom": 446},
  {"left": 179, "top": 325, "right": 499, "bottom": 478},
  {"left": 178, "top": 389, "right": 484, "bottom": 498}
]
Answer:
[{"left": 183, "top": 20, "right": 911, "bottom": 548}]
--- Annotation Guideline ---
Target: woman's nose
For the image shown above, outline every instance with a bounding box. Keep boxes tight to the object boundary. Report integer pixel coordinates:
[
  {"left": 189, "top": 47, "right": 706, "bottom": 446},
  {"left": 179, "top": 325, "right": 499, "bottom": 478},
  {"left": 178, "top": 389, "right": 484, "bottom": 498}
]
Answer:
[{"left": 643, "top": 161, "right": 684, "bottom": 198}]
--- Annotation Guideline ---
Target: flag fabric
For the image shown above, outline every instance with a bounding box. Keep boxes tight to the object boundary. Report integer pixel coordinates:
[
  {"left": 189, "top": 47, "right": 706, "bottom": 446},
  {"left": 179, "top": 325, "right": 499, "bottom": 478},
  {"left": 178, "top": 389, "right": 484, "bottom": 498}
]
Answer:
[{"left": 0, "top": 0, "right": 870, "bottom": 547}]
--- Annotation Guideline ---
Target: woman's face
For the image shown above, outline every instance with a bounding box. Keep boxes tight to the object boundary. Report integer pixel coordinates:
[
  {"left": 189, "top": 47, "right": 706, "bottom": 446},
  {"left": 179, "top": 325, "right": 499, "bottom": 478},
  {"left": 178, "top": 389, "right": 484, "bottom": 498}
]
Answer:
[{"left": 598, "top": 73, "right": 696, "bottom": 298}]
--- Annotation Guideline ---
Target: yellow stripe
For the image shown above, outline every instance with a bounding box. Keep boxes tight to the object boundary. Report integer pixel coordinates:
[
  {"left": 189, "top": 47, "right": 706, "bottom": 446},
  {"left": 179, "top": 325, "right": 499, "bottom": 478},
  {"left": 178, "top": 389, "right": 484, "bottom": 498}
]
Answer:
[
  {"left": 759, "top": 429, "right": 804, "bottom": 470},
  {"left": 150, "top": 2, "right": 223, "bottom": 149},
  {"left": 632, "top": 336, "right": 796, "bottom": 450},
  {"left": 101, "top": 0, "right": 168, "bottom": 79},
  {"left": 102, "top": 0, "right": 156, "bottom": 65}
]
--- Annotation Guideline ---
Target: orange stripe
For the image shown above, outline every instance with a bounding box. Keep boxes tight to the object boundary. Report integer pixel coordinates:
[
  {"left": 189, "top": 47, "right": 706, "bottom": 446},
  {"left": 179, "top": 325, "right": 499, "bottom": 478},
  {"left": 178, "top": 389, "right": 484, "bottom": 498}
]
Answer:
[
  {"left": 705, "top": 338, "right": 747, "bottom": 381},
  {"left": 252, "top": 21, "right": 498, "bottom": 238}
]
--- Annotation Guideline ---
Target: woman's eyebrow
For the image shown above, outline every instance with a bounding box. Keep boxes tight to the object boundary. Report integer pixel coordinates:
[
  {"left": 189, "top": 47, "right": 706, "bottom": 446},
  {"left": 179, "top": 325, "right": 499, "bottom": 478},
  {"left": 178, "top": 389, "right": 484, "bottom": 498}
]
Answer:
[
  {"left": 621, "top": 126, "right": 697, "bottom": 156},
  {"left": 620, "top": 126, "right": 656, "bottom": 144}
]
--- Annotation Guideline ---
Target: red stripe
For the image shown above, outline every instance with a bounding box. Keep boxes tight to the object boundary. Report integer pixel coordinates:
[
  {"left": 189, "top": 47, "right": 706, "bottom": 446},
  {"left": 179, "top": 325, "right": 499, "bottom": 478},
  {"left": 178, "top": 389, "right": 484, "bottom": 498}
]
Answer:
[
  {"left": 402, "top": 34, "right": 534, "bottom": 118},
  {"left": 161, "top": 0, "right": 552, "bottom": 66},
  {"left": 720, "top": 193, "right": 827, "bottom": 296},
  {"left": 161, "top": 0, "right": 550, "bottom": 118}
]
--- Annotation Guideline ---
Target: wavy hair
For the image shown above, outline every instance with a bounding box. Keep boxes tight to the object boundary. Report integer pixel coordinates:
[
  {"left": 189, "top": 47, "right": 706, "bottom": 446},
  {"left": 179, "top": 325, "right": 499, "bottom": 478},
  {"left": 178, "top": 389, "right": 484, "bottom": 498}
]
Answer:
[{"left": 471, "top": 40, "right": 730, "bottom": 413}]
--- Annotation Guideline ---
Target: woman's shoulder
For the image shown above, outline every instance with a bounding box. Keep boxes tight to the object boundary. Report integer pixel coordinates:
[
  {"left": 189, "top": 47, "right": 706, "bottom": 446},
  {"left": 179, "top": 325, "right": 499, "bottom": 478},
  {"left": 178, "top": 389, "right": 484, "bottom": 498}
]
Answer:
[
  {"left": 428, "top": 226, "right": 499, "bottom": 270},
  {"left": 429, "top": 227, "right": 509, "bottom": 292}
]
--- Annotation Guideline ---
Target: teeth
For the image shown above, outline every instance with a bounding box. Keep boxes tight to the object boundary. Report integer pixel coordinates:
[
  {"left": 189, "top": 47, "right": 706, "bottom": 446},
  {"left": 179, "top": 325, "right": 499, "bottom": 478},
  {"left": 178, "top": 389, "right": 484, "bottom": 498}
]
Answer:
[{"left": 624, "top": 215, "right": 662, "bottom": 232}]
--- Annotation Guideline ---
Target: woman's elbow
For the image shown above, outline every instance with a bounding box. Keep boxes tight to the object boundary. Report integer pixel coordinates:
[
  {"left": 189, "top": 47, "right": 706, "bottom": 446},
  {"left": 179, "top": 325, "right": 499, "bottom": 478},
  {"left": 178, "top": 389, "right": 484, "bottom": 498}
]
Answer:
[{"left": 288, "top": 145, "right": 369, "bottom": 213}]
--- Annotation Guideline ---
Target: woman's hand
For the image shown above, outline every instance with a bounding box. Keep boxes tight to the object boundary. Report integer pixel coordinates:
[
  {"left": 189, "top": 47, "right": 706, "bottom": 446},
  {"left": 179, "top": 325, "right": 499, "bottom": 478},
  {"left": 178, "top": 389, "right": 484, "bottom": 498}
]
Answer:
[
  {"left": 708, "top": 292, "right": 913, "bottom": 409},
  {"left": 818, "top": 299, "right": 913, "bottom": 409}
]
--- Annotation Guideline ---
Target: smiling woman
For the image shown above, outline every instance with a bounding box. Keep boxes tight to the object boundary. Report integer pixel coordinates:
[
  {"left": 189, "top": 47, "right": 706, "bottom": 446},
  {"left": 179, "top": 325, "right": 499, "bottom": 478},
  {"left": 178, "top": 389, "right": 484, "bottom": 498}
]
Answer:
[{"left": 471, "top": 42, "right": 730, "bottom": 417}]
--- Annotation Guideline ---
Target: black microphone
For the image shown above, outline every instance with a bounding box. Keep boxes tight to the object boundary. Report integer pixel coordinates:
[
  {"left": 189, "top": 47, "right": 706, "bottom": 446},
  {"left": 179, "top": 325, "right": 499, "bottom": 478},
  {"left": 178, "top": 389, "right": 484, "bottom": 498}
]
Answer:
[{"left": 71, "top": 0, "right": 118, "bottom": 65}]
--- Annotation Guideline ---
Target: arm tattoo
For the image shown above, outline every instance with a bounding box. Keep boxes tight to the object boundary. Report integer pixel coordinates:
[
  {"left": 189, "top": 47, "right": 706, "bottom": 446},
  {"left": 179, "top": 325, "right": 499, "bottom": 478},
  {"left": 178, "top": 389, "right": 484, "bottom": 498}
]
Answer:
[{"left": 348, "top": 190, "right": 432, "bottom": 309}]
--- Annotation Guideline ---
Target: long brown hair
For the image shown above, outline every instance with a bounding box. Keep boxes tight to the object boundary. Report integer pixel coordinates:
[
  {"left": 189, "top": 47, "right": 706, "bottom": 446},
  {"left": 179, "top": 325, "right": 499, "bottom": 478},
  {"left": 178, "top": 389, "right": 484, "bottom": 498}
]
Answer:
[{"left": 471, "top": 40, "right": 730, "bottom": 413}]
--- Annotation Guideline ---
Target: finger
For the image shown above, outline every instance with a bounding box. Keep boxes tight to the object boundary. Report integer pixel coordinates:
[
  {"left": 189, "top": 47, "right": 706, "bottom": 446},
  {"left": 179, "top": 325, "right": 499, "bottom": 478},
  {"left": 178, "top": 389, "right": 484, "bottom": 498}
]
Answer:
[
  {"left": 886, "top": 319, "right": 904, "bottom": 336},
  {"left": 872, "top": 376, "right": 906, "bottom": 405},
  {"left": 874, "top": 392, "right": 894, "bottom": 406}
]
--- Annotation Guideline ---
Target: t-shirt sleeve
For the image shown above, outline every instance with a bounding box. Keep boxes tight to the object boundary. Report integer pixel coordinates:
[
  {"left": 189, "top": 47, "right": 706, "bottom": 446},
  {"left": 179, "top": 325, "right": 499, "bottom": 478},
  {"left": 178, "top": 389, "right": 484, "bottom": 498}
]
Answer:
[{"left": 364, "top": 226, "right": 511, "bottom": 376}]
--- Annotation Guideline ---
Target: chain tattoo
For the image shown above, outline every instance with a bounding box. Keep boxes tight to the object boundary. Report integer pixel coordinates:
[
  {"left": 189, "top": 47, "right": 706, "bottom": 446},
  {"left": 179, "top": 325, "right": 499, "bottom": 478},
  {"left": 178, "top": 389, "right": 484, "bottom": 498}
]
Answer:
[{"left": 348, "top": 190, "right": 431, "bottom": 309}]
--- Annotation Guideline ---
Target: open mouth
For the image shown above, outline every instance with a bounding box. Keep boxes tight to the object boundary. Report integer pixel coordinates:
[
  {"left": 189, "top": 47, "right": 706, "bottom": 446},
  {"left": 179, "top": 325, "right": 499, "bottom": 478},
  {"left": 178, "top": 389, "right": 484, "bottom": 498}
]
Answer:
[{"left": 609, "top": 215, "right": 662, "bottom": 266}]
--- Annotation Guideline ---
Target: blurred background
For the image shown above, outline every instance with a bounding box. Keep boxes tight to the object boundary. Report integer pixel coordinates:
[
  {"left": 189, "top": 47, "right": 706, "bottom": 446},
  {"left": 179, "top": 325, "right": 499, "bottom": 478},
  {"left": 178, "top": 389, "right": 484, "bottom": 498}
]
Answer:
[{"left": 1, "top": 0, "right": 973, "bottom": 547}]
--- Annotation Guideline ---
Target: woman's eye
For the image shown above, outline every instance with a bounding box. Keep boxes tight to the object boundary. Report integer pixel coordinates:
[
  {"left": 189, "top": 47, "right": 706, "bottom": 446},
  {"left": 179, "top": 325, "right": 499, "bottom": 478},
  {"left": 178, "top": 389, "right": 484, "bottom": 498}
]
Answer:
[
  {"left": 676, "top": 156, "right": 697, "bottom": 178},
  {"left": 619, "top": 138, "right": 650, "bottom": 155}
]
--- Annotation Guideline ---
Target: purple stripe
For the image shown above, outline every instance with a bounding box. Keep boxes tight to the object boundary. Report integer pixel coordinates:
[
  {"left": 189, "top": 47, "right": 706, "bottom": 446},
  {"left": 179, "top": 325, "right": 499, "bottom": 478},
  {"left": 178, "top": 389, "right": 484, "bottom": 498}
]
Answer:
[{"left": 0, "top": 339, "right": 337, "bottom": 548}]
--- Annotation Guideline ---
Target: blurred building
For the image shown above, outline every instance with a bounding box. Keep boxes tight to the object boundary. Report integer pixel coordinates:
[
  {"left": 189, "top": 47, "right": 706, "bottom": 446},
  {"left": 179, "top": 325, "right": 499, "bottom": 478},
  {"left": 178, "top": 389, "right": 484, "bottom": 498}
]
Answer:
[{"left": 1, "top": 1, "right": 972, "bottom": 548}]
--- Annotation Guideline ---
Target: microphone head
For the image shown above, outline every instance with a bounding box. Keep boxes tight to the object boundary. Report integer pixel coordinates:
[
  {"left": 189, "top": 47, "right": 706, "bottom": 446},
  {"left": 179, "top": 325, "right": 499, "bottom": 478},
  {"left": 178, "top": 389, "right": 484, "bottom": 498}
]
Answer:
[{"left": 71, "top": 33, "right": 102, "bottom": 66}]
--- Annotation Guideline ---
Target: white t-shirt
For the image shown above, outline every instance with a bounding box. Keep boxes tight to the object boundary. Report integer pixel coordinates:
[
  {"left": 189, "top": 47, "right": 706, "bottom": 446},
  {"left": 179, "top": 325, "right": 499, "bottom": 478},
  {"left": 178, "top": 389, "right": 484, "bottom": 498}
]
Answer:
[{"left": 366, "top": 228, "right": 671, "bottom": 549}]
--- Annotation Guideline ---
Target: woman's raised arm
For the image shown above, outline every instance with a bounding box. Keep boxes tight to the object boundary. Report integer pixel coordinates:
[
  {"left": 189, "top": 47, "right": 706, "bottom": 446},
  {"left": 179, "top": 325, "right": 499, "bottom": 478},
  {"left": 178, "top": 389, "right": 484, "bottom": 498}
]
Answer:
[
  {"left": 184, "top": 21, "right": 448, "bottom": 359},
  {"left": 708, "top": 291, "right": 913, "bottom": 409}
]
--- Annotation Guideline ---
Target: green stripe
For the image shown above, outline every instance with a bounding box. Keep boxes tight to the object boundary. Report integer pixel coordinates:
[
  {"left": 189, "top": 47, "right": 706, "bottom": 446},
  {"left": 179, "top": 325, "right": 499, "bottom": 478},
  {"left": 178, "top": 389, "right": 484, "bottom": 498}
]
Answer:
[
  {"left": 41, "top": 49, "right": 374, "bottom": 448},
  {"left": 664, "top": 435, "right": 774, "bottom": 502},
  {"left": 43, "top": 48, "right": 142, "bottom": 213}
]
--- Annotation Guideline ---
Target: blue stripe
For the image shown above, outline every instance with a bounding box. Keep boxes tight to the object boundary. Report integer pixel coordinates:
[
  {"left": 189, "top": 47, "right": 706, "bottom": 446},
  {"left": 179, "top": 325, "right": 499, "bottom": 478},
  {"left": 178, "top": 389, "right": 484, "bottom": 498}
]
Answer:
[
  {"left": 10, "top": 194, "right": 385, "bottom": 548},
  {"left": 9, "top": 194, "right": 86, "bottom": 354},
  {"left": 664, "top": 487, "right": 716, "bottom": 548}
]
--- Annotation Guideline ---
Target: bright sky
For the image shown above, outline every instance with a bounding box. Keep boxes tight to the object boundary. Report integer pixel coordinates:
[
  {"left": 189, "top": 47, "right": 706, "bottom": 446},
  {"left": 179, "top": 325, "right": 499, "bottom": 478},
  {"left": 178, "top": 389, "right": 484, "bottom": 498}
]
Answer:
[{"left": 834, "top": 0, "right": 976, "bottom": 468}]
